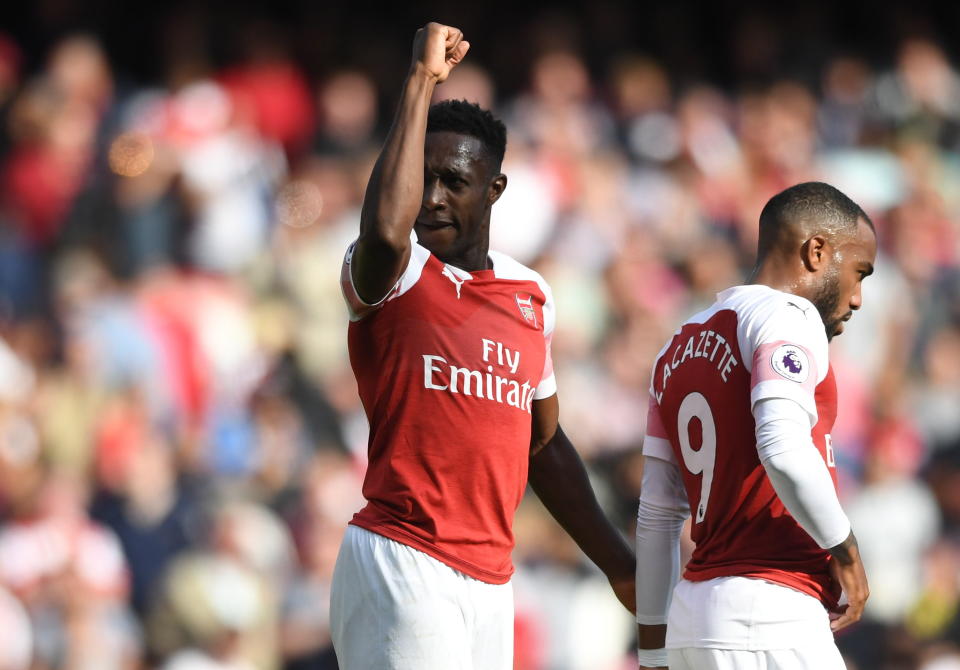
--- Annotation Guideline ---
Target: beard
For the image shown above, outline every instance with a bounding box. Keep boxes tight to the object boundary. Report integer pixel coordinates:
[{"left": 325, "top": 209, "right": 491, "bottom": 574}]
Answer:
[{"left": 810, "top": 265, "right": 844, "bottom": 340}]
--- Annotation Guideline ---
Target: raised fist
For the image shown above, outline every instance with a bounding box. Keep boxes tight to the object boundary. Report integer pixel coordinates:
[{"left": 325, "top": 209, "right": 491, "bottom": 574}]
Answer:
[{"left": 410, "top": 22, "right": 470, "bottom": 83}]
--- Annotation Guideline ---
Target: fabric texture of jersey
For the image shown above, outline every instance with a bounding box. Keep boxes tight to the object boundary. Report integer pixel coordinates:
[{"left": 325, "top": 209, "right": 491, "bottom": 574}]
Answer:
[
  {"left": 340, "top": 240, "right": 556, "bottom": 584},
  {"left": 643, "top": 285, "right": 841, "bottom": 609}
]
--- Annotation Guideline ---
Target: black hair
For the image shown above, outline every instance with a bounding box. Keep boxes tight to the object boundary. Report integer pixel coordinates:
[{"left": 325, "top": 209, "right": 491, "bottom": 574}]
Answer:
[
  {"left": 426, "top": 99, "right": 507, "bottom": 170},
  {"left": 757, "top": 181, "right": 874, "bottom": 259}
]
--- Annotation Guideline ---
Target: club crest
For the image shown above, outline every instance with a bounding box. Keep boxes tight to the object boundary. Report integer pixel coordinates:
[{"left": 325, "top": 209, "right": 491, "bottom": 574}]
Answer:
[{"left": 515, "top": 293, "right": 538, "bottom": 327}]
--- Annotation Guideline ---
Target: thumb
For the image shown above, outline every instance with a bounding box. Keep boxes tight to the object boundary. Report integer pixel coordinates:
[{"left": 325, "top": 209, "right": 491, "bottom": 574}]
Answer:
[{"left": 449, "top": 40, "right": 470, "bottom": 65}]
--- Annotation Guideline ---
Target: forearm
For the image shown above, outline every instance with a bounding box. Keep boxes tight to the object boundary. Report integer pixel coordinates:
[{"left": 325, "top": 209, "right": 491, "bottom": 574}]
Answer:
[
  {"left": 763, "top": 448, "right": 851, "bottom": 549},
  {"left": 755, "top": 398, "right": 850, "bottom": 550},
  {"left": 635, "top": 455, "right": 688, "bottom": 667},
  {"left": 635, "top": 492, "right": 684, "bottom": 624},
  {"left": 359, "top": 67, "right": 436, "bottom": 249},
  {"left": 528, "top": 426, "right": 634, "bottom": 577}
]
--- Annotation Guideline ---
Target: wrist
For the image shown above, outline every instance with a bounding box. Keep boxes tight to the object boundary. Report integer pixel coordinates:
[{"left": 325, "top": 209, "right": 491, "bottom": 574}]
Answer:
[
  {"left": 408, "top": 61, "right": 442, "bottom": 85},
  {"left": 828, "top": 530, "right": 859, "bottom": 565},
  {"left": 637, "top": 647, "right": 668, "bottom": 667},
  {"left": 598, "top": 542, "right": 636, "bottom": 580}
]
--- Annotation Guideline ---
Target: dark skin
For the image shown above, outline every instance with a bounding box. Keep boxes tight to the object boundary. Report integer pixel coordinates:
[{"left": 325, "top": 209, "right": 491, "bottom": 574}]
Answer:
[
  {"left": 638, "top": 216, "right": 875, "bottom": 669},
  {"left": 752, "top": 217, "right": 876, "bottom": 341},
  {"left": 415, "top": 132, "right": 506, "bottom": 271},
  {"left": 352, "top": 22, "right": 636, "bottom": 614},
  {"left": 353, "top": 131, "right": 505, "bottom": 300}
]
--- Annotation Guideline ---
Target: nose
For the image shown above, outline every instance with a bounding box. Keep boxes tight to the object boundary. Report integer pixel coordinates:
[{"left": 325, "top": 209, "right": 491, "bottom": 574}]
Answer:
[
  {"left": 423, "top": 178, "right": 446, "bottom": 211},
  {"left": 849, "top": 283, "right": 863, "bottom": 311}
]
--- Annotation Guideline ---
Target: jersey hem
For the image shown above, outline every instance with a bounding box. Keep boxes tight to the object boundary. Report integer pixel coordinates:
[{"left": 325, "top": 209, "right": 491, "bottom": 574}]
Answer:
[
  {"left": 683, "top": 566, "right": 838, "bottom": 610},
  {"left": 349, "top": 519, "right": 513, "bottom": 585}
]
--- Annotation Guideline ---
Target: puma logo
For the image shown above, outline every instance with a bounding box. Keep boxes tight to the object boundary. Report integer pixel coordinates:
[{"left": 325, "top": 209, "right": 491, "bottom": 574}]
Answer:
[{"left": 441, "top": 266, "right": 469, "bottom": 299}]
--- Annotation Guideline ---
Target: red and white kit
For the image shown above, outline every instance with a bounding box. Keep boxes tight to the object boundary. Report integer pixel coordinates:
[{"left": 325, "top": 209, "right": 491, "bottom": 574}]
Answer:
[
  {"left": 340, "top": 239, "right": 556, "bottom": 582},
  {"left": 332, "top": 240, "right": 556, "bottom": 668},
  {"left": 637, "top": 285, "right": 849, "bottom": 669}
]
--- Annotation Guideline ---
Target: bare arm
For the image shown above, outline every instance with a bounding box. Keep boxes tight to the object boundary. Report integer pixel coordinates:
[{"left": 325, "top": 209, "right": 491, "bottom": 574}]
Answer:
[
  {"left": 527, "top": 396, "right": 636, "bottom": 613},
  {"left": 827, "top": 531, "right": 869, "bottom": 631},
  {"left": 351, "top": 23, "right": 469, "bottom": 303}
]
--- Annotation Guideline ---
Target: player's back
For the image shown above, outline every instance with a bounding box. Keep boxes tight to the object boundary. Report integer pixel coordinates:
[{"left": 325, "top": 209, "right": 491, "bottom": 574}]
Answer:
[{"left": 645, "top": 285, "right": 840, "bottom": 608}]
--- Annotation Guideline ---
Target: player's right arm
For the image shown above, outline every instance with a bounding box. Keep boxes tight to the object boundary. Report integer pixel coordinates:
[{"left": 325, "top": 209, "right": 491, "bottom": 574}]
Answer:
[
  {"left": 351, "top": 23, "right": 469, "bottom": 303},
  {"left": 635, "top": 397, "right": 689, "bottom": 670}
]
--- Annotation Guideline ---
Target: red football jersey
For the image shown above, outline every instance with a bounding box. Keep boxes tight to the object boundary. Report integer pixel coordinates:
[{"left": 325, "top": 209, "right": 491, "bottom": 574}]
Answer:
[
  {"left": 644, "top": 285, "right": 841, "bottom": 609},
  {"left": 340, "top": 241, "right": 556, "bottom": 584}
]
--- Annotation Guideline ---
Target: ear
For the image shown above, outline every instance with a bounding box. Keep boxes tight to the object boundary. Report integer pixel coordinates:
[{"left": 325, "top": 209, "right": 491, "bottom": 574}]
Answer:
[
  {"left": 801, "top": 234, "right": 829, "bottom": 272},
  {"left": 488, "top": 173, "right": 507, "bottom": 206}
]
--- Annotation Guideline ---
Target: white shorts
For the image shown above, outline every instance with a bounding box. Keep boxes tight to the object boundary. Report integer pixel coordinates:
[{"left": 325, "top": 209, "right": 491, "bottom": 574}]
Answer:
[
  {"left": 329, "top": 525, "right": 513, "bottom": 670},
  {"left": 667, "top": 646, "right": 846, "bottom": 670},
  {"left": 665, "top": 577, "right": 846, "bottom": 670}
]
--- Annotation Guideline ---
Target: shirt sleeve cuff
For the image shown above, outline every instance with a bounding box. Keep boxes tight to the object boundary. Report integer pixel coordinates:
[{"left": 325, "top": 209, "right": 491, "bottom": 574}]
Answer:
[{"left": 533, "top": 373, "right": 557, "bottom": 400}]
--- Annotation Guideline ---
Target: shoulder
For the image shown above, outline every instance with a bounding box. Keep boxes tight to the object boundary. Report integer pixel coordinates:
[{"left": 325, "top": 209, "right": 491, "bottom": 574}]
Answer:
[
  {"left": 342, "top": 240, "right": 433, "bottom": 321},
  {"left": 759, "top": 292, "right": 825, "bottom": 349},
  {"left": 488, "top": 250, "right": 552, "bottom": 297},
  {"left": 720, "top": 286, "right": 824, "bottom": 342},
  {"left": 730, "top": 286, "right": 829, "bottom": 384},
  {"left": 488, "top": 250, "right": 555, "bottom": 335}
]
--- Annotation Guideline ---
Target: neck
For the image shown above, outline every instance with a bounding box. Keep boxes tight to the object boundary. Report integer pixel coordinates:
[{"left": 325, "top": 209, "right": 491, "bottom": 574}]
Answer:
[
  {"left": 441, "top": 218, "right": 492, "bottom": 272},
  {"left": 749, "top": 259, "right": 810, "bottom": 302},
  {"left": 445, "top": 243, "right": 491, "bottom": 272}
]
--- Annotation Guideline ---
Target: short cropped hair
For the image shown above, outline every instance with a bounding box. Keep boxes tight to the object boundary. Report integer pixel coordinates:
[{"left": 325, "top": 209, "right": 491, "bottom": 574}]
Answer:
[
  {"left": 427, "top": 99, "right": 507, "bottom": 170},
  {"left": 757, "top": 182, "right": 873, "bottom": 258}
]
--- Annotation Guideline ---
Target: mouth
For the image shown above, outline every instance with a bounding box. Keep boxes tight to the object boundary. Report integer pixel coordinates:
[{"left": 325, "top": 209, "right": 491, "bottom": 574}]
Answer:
[
  {"left": 831, "top": 313, "right": 853, "bottom": 337},
  {"left": 415, "top": 218, "right": 457, "bottom": 231}
]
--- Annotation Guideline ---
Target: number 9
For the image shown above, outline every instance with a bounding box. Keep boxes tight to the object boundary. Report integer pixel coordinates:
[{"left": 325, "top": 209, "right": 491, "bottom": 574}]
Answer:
[{"left": 678, "top": 392, "right": 717, "bottom": 524}]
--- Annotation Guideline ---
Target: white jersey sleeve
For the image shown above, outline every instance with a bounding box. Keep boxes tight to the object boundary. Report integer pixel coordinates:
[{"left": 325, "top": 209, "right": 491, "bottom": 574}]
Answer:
[
  {"left": 635, "top": 455, "right": 689, "bottom": 625},
  {"left": 340, "top": 240, "right": 430, "bottom": 321},
  {"left": 734, "top": 292, "right": 829, "bottom": 425},
  {"left": 641, "top": 392, "right": 677, "bottom": 463},
  {"left": 636, "top": 393, "right": 686, "bottom": 632},
  {"left": 534, "top": 278, "right": 557, "bottom": 399},
  {"left": 754, "top": 397, "right": 851, "bottom": 549}
]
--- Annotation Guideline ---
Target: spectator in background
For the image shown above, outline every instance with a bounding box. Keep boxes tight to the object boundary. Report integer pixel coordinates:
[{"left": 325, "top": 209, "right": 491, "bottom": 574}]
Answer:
[
  {"left": 313, "top": 70, "right": 379, "bottom": 159},
  {"left": 0, "top": 585, "right": 31, "bottom": 670},
  {"left": 0, "top": 7, "right": 958, "bottom": 670}
]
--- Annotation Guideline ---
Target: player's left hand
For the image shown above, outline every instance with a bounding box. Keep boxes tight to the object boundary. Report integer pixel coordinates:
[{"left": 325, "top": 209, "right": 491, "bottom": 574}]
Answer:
[
  {"left": 827, "top": 532, "right": 869, "bottom": 632},
  {"left": 608, "top": 571, "right": 636, "bottom": 614}
]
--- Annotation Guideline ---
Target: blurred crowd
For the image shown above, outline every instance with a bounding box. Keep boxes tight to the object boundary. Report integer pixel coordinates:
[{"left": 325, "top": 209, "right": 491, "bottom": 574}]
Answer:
[{"left": 0, "top": 6, "right": 959, "bottom": 670}]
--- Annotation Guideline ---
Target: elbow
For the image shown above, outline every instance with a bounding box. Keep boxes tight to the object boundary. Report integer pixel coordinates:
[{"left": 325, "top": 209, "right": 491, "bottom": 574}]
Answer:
[
  {"left": 636, "top": 499, "right": 689, "bottom": 530},
  {"left": 529, "top": 434, "right": 553, "bottom": 459},
  {"left": 357, "top": 223, "right": 409, "bottom": 259},
  {"left": 359, "top": 195, "right": 418, "bottom": 251}
]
